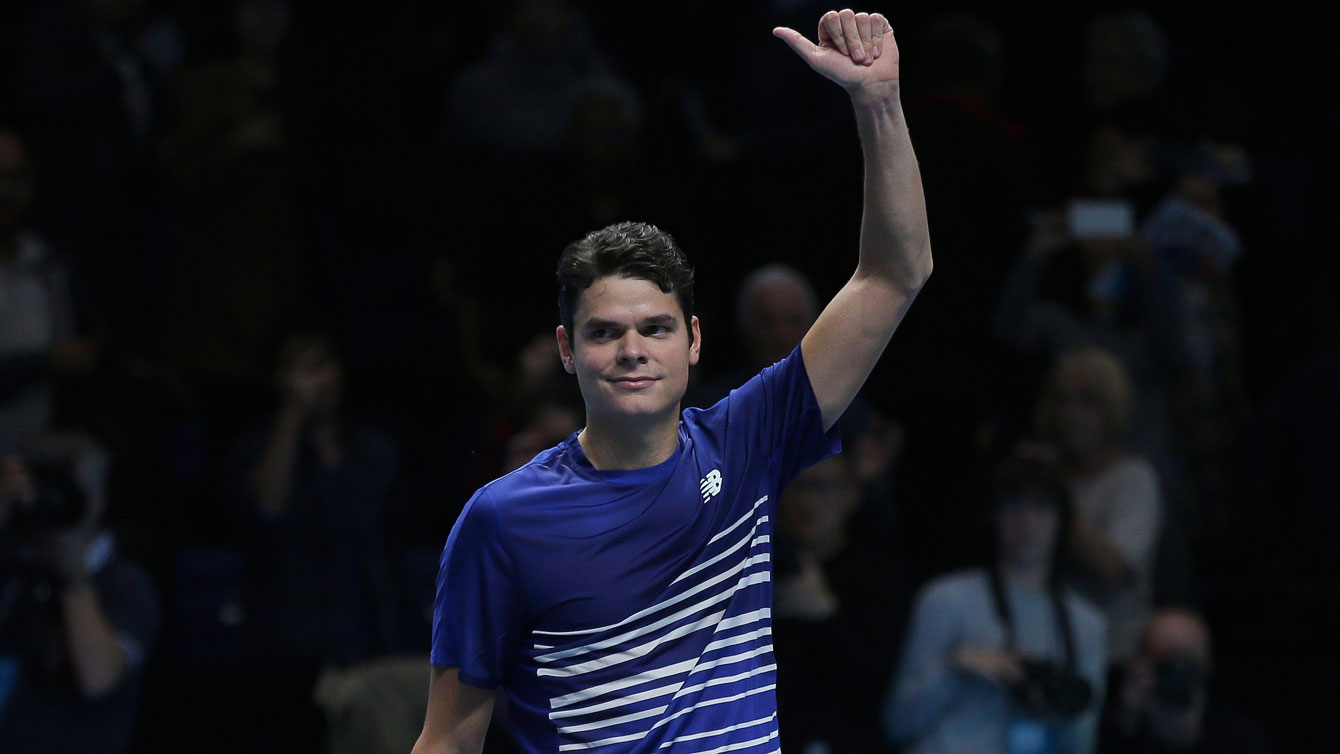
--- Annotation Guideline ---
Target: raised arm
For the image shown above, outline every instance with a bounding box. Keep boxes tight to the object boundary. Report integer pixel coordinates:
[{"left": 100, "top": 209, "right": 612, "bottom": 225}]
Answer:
[{"left": 775, "top": 10, "right": 933, "bottom": 430}]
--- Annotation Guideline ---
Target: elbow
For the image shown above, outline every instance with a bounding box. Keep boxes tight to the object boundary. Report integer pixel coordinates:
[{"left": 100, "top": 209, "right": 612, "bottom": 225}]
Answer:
[
  {"left": 916, "top": 254, "right": 934, "bottom": 290},
  {"left": 75, "top": 665, "right": 127, "bottom": 700},
  {"left": 907, "top": 243, "right": 933, "bottom": 292}
]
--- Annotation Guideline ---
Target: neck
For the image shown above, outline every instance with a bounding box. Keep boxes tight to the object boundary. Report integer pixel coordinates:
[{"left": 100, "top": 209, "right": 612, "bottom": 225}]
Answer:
[
  {"left": 579, "top": 410, "right": 680, "bottom": 470},
  {"left": 1000, "top": 558, "right": 1051, "bottom": 590}
]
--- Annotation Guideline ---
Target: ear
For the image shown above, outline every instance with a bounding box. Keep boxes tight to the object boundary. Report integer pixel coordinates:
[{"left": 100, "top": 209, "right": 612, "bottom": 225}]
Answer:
[
  {"left": 556, "top": 325, "right": 576, "bottom": 374},
  {"left": 688, "top": 315, "right": 702, "bottom": 367}
]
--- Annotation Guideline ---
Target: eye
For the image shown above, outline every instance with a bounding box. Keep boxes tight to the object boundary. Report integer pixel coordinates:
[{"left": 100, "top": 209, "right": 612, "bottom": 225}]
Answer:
[{"left": 643, "top": 325, "right": 671, "bottom": 337}]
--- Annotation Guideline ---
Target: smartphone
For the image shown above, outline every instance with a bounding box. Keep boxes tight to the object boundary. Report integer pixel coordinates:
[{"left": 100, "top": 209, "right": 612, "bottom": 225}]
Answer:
[{"left": 1066, "top": 199, "right": 1135, "bottom": 240}]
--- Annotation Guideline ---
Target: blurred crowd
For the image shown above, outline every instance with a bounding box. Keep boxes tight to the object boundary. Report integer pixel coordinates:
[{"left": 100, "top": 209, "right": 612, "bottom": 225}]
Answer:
[{"left": 0, "top": 1, "right": 1337, "bottom": 753}]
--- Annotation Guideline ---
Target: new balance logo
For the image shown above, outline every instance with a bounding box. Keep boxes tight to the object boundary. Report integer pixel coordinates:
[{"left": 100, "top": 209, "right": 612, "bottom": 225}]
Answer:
[{"left": 700, "top": 469, "right": 723, "bottom": 503}]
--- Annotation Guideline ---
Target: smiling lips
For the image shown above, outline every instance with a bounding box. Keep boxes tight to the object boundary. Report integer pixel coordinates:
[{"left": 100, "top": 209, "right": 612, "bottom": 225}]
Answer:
[{"left": 611, "top": 376, "right": 659, "bottom": 389}]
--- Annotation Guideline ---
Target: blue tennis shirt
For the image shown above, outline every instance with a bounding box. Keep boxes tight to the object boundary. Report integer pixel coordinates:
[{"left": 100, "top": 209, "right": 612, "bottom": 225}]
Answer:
[{"left": 432, "top": 344, "right": 841, "bottom": 753}]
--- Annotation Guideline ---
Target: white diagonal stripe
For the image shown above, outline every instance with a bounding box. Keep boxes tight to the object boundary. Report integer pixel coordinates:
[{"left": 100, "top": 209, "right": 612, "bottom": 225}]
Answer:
[
  {"left": 557, "top": 684, "right": 777, "bottom": 751},
  {"left": 677, "top": 729, "right": 779, "bottom": 754},
  {"left": 667, "top": 528, "right": 770, "bottom": 592},
  {"left": 550, "top": 679, "right": 682, "bottom": 720},
  {"left": 536, "top": 559, "right": 770, "bottom": 664},
  {"left": 538, "top": 572, "right": 772, "bottom": 679},
  {"left": 557, "top": 702, "right": 668, "bottom": 735},
  {"left": 550, "top": 658, "right": 698, "bottom": 709},
  {"left": 701, "top": 626, "right": 771, "bottom": 656},
  {"left": 648, "top": 683, "right": 776, "bottom": 734},
  {"left": 673, "top": 662, "right": 777, "bottom": 701},
  {"left": 704, "top": 496, "right": 768, "bottom": 548},
  {"left": 538, "top": 608, "right": 727, "bottom": 679},
  {"left": 551, "top": 645, "right": 774, "bottom": 722},
  {"left": 656, "top": 713, "right": 776, "bottom": 749},
  {"left": 712, "top": 608, "right": 771, "bottom": 634},
  {"left": 558, "top": 729, "right": 645, "bottom": 752},
  {"left": 535, "top": 501, "right": 770, "bottom": 640},
  {"left": 685, "top": 645, "right": 775, "bottom": 680}
]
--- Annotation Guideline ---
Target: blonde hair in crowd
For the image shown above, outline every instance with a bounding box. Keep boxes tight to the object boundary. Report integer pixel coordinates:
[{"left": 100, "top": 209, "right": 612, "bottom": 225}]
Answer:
[{"left": 1036, "top": 345, "right": 1135, "bottom": 446}]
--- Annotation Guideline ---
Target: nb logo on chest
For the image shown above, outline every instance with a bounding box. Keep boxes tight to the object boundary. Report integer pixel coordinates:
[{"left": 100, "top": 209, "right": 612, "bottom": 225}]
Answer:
[{"left": 699, "top": 469, "right": 723, "bottom": 503}]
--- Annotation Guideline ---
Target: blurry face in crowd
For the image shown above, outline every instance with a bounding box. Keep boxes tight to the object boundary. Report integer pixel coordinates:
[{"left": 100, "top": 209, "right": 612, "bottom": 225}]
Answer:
[
  {"left": 279, "top": 339, "right": 342, "bottom": 413},
  {"left": 740, "top": 278, "right": 815, "bottom": 369},
  {"left": 1141, "top": 611, "right": 1212, "bottom": 669},
  {"left": 1045, "top": 369, "right": 1110, "bottom": 461},
  {"left": 0, "top": 133, "right": 34, "bottom": 237},
  {"left": 995, "top": 493, "right": 1060, "bottom": 570},
  {"left": 502, "top": 402, "right": 582, "bottom": 473},
  {"left": 558, "top": 275, "right": 700, "bottom": 428},
  {"left": 237, "top": 0, "right": 290, "bottom": 56},
  {"left": 780, "top": 456, "right": 860, "bottom": 555}
]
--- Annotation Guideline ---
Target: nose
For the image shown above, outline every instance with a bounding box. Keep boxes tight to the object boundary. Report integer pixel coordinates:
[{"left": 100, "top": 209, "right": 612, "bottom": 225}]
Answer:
[{"left": 617, "top": 331, "right": 649, "bottom": 365}]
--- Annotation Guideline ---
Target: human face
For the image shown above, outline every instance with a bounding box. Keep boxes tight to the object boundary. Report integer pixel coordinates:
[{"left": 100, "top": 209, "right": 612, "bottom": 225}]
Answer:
[
  {"left": 780, "top": 456, "right": 859, "bottom": 555},
  {"left": 1046, "top": 370, "right": 1109, "bottom": 461},
  {"left": 557, "top": 275, "right": 700, "bottom": 426},
  {"left": 995, "top": 494, "right": 1060, "bottom": 569},
  {"left": 742, "top": 280, "right": 814, "bottom": 369}
]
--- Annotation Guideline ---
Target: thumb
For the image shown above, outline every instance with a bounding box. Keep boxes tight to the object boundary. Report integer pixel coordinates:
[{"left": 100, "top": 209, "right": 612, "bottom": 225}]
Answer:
[{"left": 772, "top": 27, "right": 815, "bottom": 58}]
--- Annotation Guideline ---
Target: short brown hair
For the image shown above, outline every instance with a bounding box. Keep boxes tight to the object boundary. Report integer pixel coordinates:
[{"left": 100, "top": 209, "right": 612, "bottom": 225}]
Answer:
[{"left": 556, "top": 221, "right": 695, "bottom": 342}]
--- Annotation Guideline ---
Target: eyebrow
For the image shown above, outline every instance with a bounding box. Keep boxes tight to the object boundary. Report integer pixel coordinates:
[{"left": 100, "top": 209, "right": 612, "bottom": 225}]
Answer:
[{"left": 583, "top": 314, "right": 679, "bottom": 330}]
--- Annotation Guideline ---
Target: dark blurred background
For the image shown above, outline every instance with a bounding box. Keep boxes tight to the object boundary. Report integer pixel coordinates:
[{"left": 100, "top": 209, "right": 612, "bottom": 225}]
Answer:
[{"left": 0, "top": 1, "right": 1336, "bottom": 753}]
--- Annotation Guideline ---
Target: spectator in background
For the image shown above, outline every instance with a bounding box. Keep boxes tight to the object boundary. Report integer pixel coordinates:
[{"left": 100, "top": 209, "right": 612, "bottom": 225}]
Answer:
[
  {"left": 893, "top": 12, "right": 1037, "bottom": 430},
  {"left": 223, "top": 330, "right": 400, "bottom": 754},
  {"left": 686, "top": 263, "right": 904, "bottom": 535},
  {"left": 884, "top": 449, "right": 1106, "bottom": 754},
  {"left": 772, "top": 454, "right": 904, "bottom": 753},
  {"left": 0, "top": 129, "right": 100, "bottom": 455},
  {"left": 0, "top": 433, "right": 160, "bottom": 754},
  {"left": 11, "top": 0, "right": 175, "bottom": 351},
  {"left": 1098, "top": 608, "right": 1272, "bottom": 754},
  {"left": 442, "top": 0, "right": 630, "bottom": 163},
  {"left": 1082, "top": 12, "right": 1167, "bottom": 121},
  {"left": 162, "top": 0, "right": 308, "bottom": 393},
  {"left": 994, "top": 195, "right": 1192, "bottom": 481},
  {"left": 1035, "top": 347, "right": 1162, "bottom": 664},
  {"left": 686, "top": 263, "right": 817, "bottom": 407}
]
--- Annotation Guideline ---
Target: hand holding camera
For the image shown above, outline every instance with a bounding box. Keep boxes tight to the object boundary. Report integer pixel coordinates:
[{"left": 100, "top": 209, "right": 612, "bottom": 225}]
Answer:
[{"left": 0, "top": 455, "right": 99, "bottom": 585}]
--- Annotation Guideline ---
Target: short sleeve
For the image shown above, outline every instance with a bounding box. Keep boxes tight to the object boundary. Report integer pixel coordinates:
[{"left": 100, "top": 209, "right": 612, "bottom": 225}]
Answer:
[
  {"left": 431, "top": 489, "right": 527, "bottom": 689},
  {"left": 1104, "top": 460, "right": 1163, "bottom": 573},
  {"left": 721, "top": 344, "right": 843, "bottom": 488}
]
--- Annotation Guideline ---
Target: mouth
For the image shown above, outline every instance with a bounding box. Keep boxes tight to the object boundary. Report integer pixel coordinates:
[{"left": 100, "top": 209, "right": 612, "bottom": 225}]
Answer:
[{"left": 609, "top": 376, "right": 660, "bottom": 390}]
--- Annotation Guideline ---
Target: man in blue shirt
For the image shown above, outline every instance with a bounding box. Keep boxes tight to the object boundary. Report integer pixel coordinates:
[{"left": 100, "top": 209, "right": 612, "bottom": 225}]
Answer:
[{"left": 416, "top": 9, "right": 933, "bottom": 754}]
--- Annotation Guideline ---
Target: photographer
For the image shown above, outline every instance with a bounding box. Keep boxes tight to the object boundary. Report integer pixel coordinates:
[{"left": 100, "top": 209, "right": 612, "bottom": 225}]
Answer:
[
  {"left": 884, "top": 449, "right": 1107, "bottom": 754},
  {"left": 1098, "top": 609, "right": 1272, "bottom": 754},
  {"left": 0, "top": 434, "right": 159, "bottom": 754}
]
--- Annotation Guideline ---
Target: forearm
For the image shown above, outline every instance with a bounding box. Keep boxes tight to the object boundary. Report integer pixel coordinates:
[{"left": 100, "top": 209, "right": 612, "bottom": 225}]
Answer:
[
  {"left": 884, "top": 666, "right": 969, "bottom": 743},
  {"left": 61, "top": 585, "right": 130, "bottom": 698},
  {"left": 1071, "top": 519, "right": 1136, "bottom": 594},
  {"left": 851, "top": 89, "right": 932, "bottom": 292},
  {"left": 251, "top": 408, "right": 304, "bottom": 518}
]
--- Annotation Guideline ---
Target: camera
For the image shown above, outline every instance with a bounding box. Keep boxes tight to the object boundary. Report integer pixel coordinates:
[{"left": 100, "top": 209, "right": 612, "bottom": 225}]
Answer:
[
  {"left": 1008, "top": 658, "right": 1093, "bottom": 719},
  {"left": 1154, "top": 654, "right": 1207, "bottom": 711},
  {"left": 1, "top": 457, "right": 88, "bottom": 540}
]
